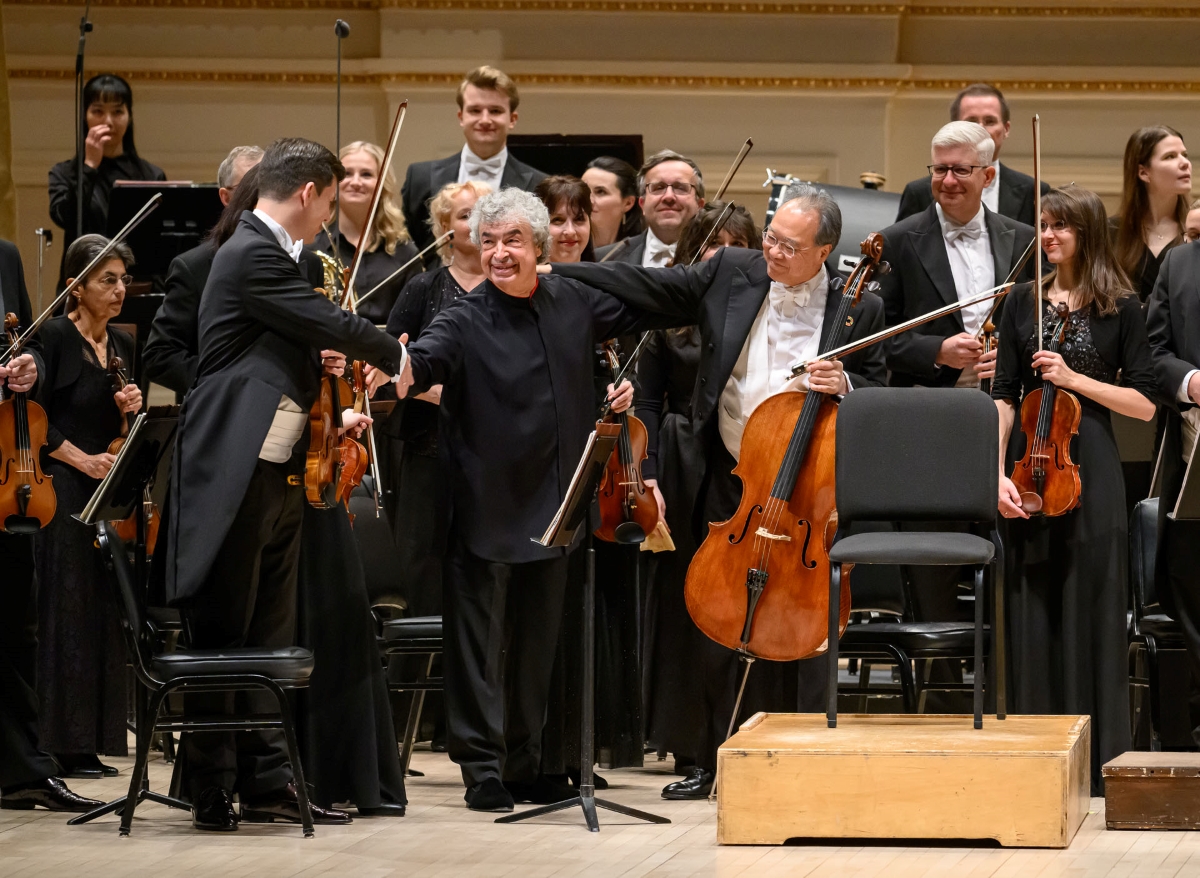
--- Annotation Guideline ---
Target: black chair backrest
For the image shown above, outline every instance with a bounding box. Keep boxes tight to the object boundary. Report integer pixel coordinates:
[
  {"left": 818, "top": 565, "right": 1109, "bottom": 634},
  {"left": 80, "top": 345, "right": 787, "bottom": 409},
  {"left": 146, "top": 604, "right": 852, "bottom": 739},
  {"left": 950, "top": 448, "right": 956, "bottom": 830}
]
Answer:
[
  {"left": 96, "top": 521, "right": 156, "bottom": 680},
  {"left": 836, "top": 387, "right": 998, "bottom": 524},
  {"left": 348, "top": 484, "right": 409, "bottom": 609},
  {"left": 1129, "top": 496, "right": 1161, "bottom": 618}
]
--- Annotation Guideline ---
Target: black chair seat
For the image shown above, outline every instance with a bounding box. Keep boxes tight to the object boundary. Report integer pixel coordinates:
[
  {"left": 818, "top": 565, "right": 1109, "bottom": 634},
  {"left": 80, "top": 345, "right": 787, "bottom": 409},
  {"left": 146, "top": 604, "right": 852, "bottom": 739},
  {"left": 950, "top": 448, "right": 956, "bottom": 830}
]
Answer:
[
  {"left": 1139, "top": 614, "right": 1186, "bottom": 646},
  {"left": 146, "top": 606, "right": 183, "bottom": 632},
  {"left": 841, "top": 621, "right": 990, "bottom": 655},
  {"left": 382, "top": 616, "right": 443, "bottom": 643},
  {"left": 151, "top": 646, "right": 314, "bottom": 682},
  {"left": 830, "top": 531, "right": 995, "bottom": 566}
]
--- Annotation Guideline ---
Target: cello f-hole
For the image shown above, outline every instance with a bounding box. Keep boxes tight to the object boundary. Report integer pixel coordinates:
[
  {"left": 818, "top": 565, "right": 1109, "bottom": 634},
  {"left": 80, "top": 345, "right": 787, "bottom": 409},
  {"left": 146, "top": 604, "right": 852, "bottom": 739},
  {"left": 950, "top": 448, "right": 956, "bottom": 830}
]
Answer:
[
  {"left": 729, "top": 505, "right": 764, "bottom": 545},
  {"left": 797, "top": 519, "right": 816, "bottom": 570}
]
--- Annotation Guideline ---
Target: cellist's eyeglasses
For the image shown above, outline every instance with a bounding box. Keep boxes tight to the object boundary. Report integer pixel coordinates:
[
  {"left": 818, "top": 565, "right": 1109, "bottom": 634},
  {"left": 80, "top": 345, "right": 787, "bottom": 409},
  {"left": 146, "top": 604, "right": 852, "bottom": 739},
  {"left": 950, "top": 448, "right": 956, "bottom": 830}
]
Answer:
[{"left": 762, "top": 229, "right": 815, "bottom": 259}]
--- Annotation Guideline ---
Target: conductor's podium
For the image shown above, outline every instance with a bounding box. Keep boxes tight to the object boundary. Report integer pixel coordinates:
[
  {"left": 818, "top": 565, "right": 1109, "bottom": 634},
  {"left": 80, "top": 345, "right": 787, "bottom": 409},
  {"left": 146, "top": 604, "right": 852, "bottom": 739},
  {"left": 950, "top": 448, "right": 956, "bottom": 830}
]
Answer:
[{"left": 717, "top": 713, "right": 1090, "bottom": 848}]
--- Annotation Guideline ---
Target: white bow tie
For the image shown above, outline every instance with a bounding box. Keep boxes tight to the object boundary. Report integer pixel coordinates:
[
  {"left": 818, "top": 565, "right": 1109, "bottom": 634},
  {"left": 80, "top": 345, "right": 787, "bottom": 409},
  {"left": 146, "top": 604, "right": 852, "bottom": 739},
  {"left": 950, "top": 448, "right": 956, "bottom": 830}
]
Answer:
[
  {"left": 645, "top": 236, "right": 674, "bottom": 266},
  {"left": 944, "top": 220, "right": 984, "bottom": 244},
  {"left": 287, "top": 238, "right": 304, "bottom": 263},
  {"left": 769, "top": 279, "right": 818, "bottom": 318},
  {"left": 463, "top": 151, "right": 504, "bottom": 178}
]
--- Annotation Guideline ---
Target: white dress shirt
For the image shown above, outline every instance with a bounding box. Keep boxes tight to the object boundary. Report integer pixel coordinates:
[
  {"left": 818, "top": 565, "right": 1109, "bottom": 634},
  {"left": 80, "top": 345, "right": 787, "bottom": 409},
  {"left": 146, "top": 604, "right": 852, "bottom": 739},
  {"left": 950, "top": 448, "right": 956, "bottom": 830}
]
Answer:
[
  {"left": 719, "top": 265, "right": 830, "bottom": 459},
  {"left": 982, "top": 161, "right": 1001, "bottom": 214},
  {"left": 458, "top": 144, "right": 508, "bottom": 190},
  {"left": 936, "top": 203, "right": 995, "bottom": 388},
  {"left": 642, "top": 228, "right": 676, "bottom": 268},
  {"left": 252, "top": 208, "right": 309, "bottom": 462}
]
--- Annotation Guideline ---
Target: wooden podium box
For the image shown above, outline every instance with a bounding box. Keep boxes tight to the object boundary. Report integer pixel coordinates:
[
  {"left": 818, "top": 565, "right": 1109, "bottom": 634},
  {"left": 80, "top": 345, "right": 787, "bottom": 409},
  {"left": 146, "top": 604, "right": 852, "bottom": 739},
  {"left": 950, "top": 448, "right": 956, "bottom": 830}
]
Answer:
[
  {"left": 717, "top": 713, "right": 1090, "bottom": 847},
  {"left": 1104, "top": 752, "right": 1200, "bottom": 830}
]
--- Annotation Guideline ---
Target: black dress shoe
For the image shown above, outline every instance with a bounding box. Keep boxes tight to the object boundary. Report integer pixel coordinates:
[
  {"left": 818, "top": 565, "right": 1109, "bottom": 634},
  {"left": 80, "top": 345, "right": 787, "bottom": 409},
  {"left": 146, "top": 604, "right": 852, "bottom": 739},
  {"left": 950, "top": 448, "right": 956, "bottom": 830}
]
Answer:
[
  {"left": 241, "top": 781, "right": 352, "bottom": 825},
  {"left": 565, "top": 769, "right": 608, "bottom": 791},
  {"left": 464, "top": 777, "right": 514, "bottom": 812},
  {"left": 53, "top": 754, "right": 103, "bottom": 780},
  {"left": 0, "top": 777, "right": 104, "bottom": 813},
  {"left": 356, "top": 802, "right": 406, "bottom": 817},
  {"left": 661, "top": 767, "right": 714, "bottom": 800},
  {"left": 192, "top": 787, "right": 238, "bottom": 832},
  {"left": 507, "top": 775, "right": 577, "bottom": 805}
]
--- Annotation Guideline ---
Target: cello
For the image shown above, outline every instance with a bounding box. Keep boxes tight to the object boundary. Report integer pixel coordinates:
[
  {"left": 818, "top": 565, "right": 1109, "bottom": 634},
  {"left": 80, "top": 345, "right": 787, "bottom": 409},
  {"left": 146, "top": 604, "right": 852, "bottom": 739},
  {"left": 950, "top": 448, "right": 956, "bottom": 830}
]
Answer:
[
  {"left": 0, "top": 313, "right": 55, "bottom": 533},
  {"left": 594, "top": 341, "right": 659, "bottom": 544},
  {"left": 683, "top": 233, "right": 888, "bottom": 664}
]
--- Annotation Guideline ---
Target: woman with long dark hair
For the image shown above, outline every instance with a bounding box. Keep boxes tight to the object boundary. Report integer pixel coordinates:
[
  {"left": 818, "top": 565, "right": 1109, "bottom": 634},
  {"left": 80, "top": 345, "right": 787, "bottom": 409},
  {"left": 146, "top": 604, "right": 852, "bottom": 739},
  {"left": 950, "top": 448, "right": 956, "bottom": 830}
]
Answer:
[
  {"left": 35, "top": 234, "right": 141, "bottom": 779},
  {"left": 994, "top": 186, "right": 1157, "bottom": 794},
  {"left": 583, "top": 156, "right": 643, "bottom": 249},
  {"left": 1113, "top": 125, "right": 1192, "bottom": 301},
  {"left": 48, "top": 75, "right": 166, "bottom": 280}
]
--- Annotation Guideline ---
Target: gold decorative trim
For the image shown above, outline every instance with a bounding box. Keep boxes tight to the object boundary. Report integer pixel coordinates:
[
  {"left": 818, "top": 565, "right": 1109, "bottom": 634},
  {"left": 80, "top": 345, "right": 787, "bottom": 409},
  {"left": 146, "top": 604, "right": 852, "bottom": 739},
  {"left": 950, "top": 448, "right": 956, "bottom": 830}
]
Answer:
[
  {"left": 7, "top": 0, "right": 1200, "bottom": 17},
  {"left": 12, "top": 67, "right": 1200, "bottom": 93}
]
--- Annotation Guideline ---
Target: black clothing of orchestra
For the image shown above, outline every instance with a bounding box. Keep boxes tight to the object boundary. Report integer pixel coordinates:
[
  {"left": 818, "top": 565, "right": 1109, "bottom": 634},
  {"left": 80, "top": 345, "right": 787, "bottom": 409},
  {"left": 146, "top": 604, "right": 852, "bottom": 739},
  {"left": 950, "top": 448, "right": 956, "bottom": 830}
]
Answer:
[
  {"left": 382, "top": 265, "right": 474, "bottom": 614},
  {"left": 1146, "top": 241, "right": 1200, "bottom": 745},
  {"left": 877, "top": 204, "right": 1036, "bottom": 388},
  {"left": 404, "top": 274, "right": 675, "bottom": 789},
  {"left": 1127, "top": 235, "right": 1184, "bottom": 303},
  {"left": 34, "top": 316, "right": 135, "bottom": 758},
  {"left": 401, "top": 153, "right": 546, "bottom": 261},
  {"left": 143, "top": 242, "right": 216, "bottom": 400},
  {"left": 993, "top": 286, "right": 1157, "bottom": 794},
  {"left": 48, "top": 153, "right": 166, "bottom": 283},
  {"left": 314, "top": 224, "right": 423, "bottom": 325},
  {"left": 167, "top": 211, "right": 405, "bottom": 800},
  {"left": 895, "top": 164, "right": 1050, "bottom": 228},
  {"left": 552, "top": 248, "right": 889, "bottom": 771},
  {"left": 0, "top": 240, "right": 58, "bottom": 791},
  {"left": 594, "top": 231, "right": 648, "bottom": 265}
]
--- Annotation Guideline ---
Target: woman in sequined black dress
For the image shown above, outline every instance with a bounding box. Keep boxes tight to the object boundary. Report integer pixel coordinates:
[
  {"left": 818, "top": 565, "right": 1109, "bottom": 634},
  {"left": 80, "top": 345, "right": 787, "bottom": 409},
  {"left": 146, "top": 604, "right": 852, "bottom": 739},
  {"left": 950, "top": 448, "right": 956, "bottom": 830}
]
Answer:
[{"left": 993, "top": 187, "right": 1158, "bottom": 794}]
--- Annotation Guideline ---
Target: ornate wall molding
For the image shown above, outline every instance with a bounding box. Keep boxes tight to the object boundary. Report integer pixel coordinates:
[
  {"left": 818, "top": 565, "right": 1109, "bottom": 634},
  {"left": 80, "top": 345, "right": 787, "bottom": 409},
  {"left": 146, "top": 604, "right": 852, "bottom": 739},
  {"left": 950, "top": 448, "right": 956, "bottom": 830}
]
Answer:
[
  {"left": 7, "top": 0, "right": 1200, "bottom": 18},
  {"left": 11, "top": 66, "right": 1200, "bottom": 94}
]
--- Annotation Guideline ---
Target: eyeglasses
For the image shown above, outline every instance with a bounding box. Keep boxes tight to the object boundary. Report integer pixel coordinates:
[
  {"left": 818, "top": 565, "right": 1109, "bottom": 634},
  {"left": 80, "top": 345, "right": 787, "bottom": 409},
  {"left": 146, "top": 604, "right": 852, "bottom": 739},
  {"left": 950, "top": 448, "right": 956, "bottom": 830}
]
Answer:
[
  {"left": 644, "top": 181, "right": 695, "bottom": 198},
  {"left": 92, "top": 273, "right": 133, "bottom": 289},
  {"left": 1039, "top": 220, "right": 1071, "bottom": 233},
  {"left": 762, "top": 229, "right": 815, "bottom": 259},
  {"left": 927, "top": 164, "right": 988, "bottom": 180},
  {"left": 1186, "top": 229, "right": 1200, "bottom": 243}
]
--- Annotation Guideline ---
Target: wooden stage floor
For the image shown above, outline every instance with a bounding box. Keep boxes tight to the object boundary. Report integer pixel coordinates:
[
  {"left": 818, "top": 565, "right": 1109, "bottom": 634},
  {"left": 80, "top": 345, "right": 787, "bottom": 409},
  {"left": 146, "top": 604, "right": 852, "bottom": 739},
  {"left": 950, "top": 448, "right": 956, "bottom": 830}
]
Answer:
[{"left": 2, "top": 745, "right": 1200, "bottom": 877}]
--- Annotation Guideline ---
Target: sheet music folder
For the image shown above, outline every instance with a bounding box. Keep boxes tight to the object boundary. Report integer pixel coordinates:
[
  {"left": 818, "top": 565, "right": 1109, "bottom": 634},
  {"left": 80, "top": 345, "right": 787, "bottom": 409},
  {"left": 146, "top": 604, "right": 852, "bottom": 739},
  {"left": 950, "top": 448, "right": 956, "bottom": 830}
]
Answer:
[
  {"left": 535, "top": 422, "right": 622, "bottom": 548},
  {"left": 77, "top": 407, "right": 178, "bottom": 526}
]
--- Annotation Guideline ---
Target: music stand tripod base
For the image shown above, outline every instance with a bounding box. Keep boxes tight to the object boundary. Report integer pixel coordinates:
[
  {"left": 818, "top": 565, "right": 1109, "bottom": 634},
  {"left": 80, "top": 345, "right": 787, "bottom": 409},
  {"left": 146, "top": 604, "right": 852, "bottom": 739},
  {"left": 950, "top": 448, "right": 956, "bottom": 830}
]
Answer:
[{"left": 495, "top": 786, "right": 671, "bottom": 832}]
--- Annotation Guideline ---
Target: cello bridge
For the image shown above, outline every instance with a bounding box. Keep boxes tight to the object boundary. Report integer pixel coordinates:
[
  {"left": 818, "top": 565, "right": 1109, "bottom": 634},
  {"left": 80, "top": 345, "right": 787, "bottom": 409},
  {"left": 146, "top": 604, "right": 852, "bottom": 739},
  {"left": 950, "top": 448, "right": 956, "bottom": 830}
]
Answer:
[{"left": 754, "top": 527, "right": 791, "bottom": 542}]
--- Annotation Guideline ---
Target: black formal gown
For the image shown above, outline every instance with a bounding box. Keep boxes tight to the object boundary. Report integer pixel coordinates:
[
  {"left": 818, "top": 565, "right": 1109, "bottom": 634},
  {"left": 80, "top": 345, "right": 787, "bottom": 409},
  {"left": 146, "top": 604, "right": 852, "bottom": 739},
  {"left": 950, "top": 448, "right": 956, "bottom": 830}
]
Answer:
[
  {"left": 637, "top": 328, "right": 709, "bottom": 760},
  {"left": 296, "top": 504, "right": 407, "bottom": 810},
  {"left": 315, "top": 225, "right": 423, "bottom": 326},
  {"left": 34, "top": 316, "right": 133, "bottom": 757},
  {"left": 1129, "top": 237, "right": 1183, "bottom": 304},
  {"left": 993, "top": 288, "right": 1157, "bottom": 794},
  {"left": 48, "top": 153, "right": 166, "bottom": 285}
]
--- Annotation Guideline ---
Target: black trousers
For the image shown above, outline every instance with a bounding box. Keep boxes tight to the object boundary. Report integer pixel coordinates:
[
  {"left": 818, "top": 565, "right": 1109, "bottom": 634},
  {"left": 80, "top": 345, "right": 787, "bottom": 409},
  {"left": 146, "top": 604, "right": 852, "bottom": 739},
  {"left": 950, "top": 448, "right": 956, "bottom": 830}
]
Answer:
[
  {"left": 0, "top": 532, "right": 59, "bottom": 789},
  {"left": 1163, "top": 516, "right": 1200, "bottom": 745},
  {"left": 443, "top": 541, "right": 568, "bottom": 789},
  {"left": 182, "top": 459, "right": 304, "bottom": 799}
]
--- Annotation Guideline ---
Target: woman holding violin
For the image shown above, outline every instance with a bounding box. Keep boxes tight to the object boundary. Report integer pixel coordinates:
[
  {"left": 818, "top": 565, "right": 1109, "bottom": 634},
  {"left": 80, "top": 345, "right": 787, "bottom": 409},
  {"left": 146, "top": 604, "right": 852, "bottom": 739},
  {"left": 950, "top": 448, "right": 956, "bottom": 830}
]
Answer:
[
  {"left": 34, "top": 234, "right": 140, "bottom": 779},
  {"left": 993, "top": 186, "right": 1157, "bottom": 794}
]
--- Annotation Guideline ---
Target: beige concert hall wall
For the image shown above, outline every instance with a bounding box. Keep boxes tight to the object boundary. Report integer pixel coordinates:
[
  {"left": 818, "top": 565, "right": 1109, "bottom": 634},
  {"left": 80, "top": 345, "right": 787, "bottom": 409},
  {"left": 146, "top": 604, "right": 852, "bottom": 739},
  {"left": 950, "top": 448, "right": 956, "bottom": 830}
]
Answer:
[{"left": 6, "top": 1, "right": 1200, "bottom": 284}]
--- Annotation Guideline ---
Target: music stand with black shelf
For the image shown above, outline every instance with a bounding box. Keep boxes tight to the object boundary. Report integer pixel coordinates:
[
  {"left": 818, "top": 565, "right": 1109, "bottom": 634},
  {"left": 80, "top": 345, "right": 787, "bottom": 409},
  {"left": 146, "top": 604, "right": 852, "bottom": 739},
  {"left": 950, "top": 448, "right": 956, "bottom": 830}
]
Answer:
[{"left": 495, "top": 422, "right": 669, "bottom": 831}]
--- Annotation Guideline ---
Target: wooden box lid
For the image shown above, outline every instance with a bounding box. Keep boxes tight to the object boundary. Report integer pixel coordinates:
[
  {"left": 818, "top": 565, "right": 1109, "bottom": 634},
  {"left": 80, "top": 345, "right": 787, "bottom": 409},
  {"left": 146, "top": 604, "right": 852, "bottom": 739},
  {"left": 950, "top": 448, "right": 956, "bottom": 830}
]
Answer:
[{"left": 1103, "top": 752, "right": 1200, "bottom": 778}]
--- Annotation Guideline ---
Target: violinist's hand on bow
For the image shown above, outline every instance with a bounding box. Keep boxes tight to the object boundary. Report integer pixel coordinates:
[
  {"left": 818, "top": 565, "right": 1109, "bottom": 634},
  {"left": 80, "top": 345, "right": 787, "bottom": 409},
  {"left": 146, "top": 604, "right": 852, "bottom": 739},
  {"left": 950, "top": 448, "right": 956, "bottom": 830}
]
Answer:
[
  {"left": 937, "top": 332, "right": 983, "bottom": 370},
  {"left": 321, "top": 350, "right": 347, "bottom": 377},
  {"left": 0, "top": 353, "right": 37, "bottom": 394},
  {"left": 1031, "top": 350, "right": 1078, "bottom": 390},
  {"left": 607, "top": 380, "right": 634, "bottom": 413},
  {"left": 341, "top": 410, "right": 373, "bottom": 439},
  {"left": 804, "top": 359, "right": 849, "bottom": 396},
  {"left": 974, "top": 346, "right": 998, "bottom": 381},
  {"left": 114, "top": 383, "right": 142, "bottom": 415},
  {"left": 998, "top": 475, "right": 1029, "bottom": 520}
]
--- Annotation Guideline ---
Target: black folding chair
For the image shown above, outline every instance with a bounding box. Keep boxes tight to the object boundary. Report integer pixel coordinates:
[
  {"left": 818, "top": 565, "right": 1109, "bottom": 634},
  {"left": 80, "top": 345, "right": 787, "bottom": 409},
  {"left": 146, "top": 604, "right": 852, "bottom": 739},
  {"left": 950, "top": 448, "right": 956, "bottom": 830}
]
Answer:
[
  {"left": 381, "top": 616, "right": 443, "bottom": 775},
  {"left": 826, "top": 388, "right": 1000, "bottom": 730},
  {"left": 93, "top": 521, "right": 318, "bottom": 837}
]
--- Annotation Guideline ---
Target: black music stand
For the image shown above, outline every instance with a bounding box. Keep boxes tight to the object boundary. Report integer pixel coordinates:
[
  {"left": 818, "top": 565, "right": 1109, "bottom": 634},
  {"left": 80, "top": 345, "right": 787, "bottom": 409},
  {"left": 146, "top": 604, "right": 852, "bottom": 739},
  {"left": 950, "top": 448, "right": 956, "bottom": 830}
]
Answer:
[
  {"left": 68, "top": 409, "right": 186, "bottom": 826},
  {"left": 108, "top": 183, "right": 223, "bottom": 284},
  {"left": 496, "top": 424, "right": 669, "bottom": 832}
]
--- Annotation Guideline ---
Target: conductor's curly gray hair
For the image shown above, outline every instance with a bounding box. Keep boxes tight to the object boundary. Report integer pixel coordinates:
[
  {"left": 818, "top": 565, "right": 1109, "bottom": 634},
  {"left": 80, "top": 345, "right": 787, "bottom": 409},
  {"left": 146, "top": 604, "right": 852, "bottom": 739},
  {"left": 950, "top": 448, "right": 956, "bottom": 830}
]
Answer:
[{"left": 468, "top": 188, "right": 552, "bottom": 262}]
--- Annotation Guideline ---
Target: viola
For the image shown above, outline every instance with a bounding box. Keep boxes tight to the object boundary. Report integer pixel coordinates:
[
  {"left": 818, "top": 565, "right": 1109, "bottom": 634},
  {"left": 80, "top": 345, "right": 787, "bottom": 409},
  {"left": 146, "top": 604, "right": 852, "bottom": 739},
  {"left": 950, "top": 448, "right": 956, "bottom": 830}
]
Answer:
[
  {"left": 1010, "top": 302, "right": 1082, "bottom": 517},
  {"left": 683, "top": 234, "right": 887, "bottom": 662},
  {"left": 0, "top": 312, "right": 56, "bottom": 533},
  {"left": 594, "top": 341, "right": 659, "bottom": 544},
  {"left": 305, "top": 371, "right": 347, "bottom": 509},
  {"left": 333, "top": 361, "right": 369, "bottom": 510}
]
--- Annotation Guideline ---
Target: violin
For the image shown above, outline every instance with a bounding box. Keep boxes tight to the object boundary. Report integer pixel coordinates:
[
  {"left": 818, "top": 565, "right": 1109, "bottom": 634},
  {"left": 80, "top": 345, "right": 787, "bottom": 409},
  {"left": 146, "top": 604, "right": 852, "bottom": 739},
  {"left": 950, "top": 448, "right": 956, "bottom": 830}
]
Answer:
[
  {"left": 683, "top": 234, "right": 887, "bottom": 662},
  {"left": 106, "top": 355, "right": 134, "bottom": 455},
  {"left": 1010, "top": 302, "right": 1082, "bottom": 517},
  {"left": 305, "top": 371, "right": 347, "bottom": 509},
  {"left": 333, "top": 361, "right": 369, "bottom": 510},
  {"left": 0, "top": 313, "right": 56, "bottom": 533},
  {"left": 106, "top": 355, "right": 161, "bottom": 554},
  {"left": 594, "top": 341, "right": 659, "bottom": 544}
]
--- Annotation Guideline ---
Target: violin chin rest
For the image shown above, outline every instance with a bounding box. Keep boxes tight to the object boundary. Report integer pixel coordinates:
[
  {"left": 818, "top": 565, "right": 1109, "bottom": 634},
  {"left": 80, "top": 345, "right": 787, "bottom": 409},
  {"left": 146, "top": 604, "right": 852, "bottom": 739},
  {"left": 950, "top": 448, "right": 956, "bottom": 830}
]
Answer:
[
  {"left": 1018, "top": 493, "right": 1043, "bottom": 515},
  {"left": 2, "top": 515, "right": 42, "bottom": 535},
  {"left": 614, "top": 522, "right": 647, "bottom": 545}
]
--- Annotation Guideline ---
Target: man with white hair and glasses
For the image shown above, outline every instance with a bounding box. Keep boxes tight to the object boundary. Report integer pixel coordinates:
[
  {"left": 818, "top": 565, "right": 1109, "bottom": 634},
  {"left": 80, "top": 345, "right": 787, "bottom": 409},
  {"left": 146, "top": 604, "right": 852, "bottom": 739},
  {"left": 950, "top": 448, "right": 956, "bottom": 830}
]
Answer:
[{"left": 383, "top": 187, "right": 677, "bottom": 813}]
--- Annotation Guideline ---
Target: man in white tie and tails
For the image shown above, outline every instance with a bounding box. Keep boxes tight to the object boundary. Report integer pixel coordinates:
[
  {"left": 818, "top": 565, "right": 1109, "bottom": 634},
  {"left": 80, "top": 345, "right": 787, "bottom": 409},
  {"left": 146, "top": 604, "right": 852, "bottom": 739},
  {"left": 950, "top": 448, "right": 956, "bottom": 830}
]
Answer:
[{"left": 594, "top": 150, "right": 706, "bottom": 265}]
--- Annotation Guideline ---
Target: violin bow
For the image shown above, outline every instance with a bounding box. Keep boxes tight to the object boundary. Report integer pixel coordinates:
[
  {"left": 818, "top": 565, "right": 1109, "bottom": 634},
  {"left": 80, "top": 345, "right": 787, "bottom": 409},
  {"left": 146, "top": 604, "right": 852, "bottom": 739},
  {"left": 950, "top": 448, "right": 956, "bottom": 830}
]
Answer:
[
  {"left": 355, "top": 231, "right": 454, "bottom": 309},
  {"left": 1033, "top": 114, "right": 1044, "bottom": 351},
  {"left": 2, "top": 193, "right": 162, "bottom": 364},
  {"left": 686, "top": 139, "right": 755, "bottom": 267},
  {"left": 976, "top": 235, "right": 1036, "bottom": 341}
]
